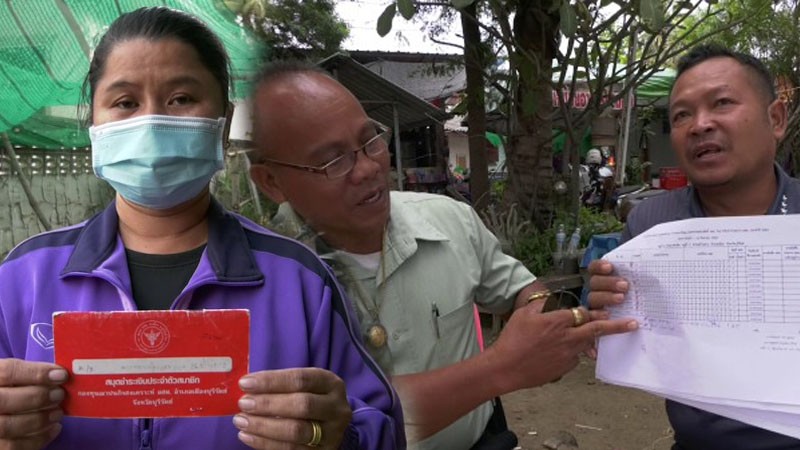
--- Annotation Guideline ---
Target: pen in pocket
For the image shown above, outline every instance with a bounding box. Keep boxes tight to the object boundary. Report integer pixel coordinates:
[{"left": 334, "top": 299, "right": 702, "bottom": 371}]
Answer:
[{"left": 432, "top": 302, "right": 440, "bottom": 339}]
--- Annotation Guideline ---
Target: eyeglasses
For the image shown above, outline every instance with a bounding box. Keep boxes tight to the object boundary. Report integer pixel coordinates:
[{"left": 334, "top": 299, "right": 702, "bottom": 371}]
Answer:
[{"left": 259, "top": 120, "right": 392, "bottom": 179}]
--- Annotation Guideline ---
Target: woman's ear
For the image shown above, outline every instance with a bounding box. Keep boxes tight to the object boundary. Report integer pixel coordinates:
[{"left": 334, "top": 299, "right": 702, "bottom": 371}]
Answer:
[{"left": 250, "top": 161, "right": 287, "bottom": 204}]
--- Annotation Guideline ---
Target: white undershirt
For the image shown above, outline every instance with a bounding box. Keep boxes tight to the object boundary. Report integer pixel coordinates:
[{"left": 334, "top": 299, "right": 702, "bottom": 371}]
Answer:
[{"left": 338, "top": 250, "right": 381, "bottom": 273}]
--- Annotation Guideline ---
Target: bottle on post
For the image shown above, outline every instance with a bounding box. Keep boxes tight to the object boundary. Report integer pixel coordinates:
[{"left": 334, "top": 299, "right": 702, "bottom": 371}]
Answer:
[
  {"left": 567, "top": 227, "right": 582, "bottom": 256},
  {"left": 555, "top": 224, "right": 566, "bottom": 273}
]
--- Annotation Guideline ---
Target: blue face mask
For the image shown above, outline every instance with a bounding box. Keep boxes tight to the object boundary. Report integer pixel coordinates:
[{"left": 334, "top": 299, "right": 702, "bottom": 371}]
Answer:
[{"left": 90, "top": 114, "right": 226, "bottom": 210}]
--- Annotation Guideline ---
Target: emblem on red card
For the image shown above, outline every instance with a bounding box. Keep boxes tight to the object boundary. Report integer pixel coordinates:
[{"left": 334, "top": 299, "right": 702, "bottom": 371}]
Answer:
[{"left": 134, "top": 320, "right": 170, "bottom": 354}]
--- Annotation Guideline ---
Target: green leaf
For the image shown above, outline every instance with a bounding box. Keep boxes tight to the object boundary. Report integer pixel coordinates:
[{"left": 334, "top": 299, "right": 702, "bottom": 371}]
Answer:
[
  {"left": 377, "top": 3, "right": 396, "bottom": 37},
  {"left": 577, "top": 52, "right": 590, "bottom": 67},
  {"left": 559, "top": 2, "right": 577, "bottom": 38},
  {"left": 222, "top": 0, "right": 245, "bottom": 14},
  {"left": 249, "top": 0, "right": 266, "bottom": 18},
  {"left": 451, "top": 0, "right": 477, "bottom": 8},
  {"left": 638, "top": 0, "right": 664, "bottom": 31},
  {"left": 590, "top": 45, "right": 602, "bottom": 65},
  {"left": 576, "top": 1, "right": 591, "bottom": 25},
  {"left": 397, "top": 0, "right": 416, "bottom": 20},
  {"left": 452, "top": 97, "right": 469, "bottom": 115},
  {"left": 241, "top": 0, "right": 254, "bottom": 16}
]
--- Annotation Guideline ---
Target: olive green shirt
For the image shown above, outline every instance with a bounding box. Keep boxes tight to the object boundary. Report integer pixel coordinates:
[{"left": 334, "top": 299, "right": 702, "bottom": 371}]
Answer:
[{"left": 273, "top": 191, "right": 536, "bottom": 449}]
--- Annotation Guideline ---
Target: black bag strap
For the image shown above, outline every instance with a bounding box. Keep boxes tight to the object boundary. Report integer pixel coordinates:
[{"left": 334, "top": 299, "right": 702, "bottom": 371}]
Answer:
[{"left": 469, "top": 397, "right": 518, "bottom": 450}]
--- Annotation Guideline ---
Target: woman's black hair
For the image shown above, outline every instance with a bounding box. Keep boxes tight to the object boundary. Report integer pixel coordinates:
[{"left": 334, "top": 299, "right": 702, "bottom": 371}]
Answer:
[{"left": 80, "top": 6, "right": 231, "bottom": 124}]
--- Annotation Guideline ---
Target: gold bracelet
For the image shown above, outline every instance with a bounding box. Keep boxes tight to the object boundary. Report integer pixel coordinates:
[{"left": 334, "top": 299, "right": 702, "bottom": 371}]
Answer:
[{"left": 526, "top": 290, "right": 552, "bottom": 304}]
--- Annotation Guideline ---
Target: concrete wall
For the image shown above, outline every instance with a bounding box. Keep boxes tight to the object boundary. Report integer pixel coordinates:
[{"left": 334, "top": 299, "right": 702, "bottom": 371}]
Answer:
[
  {"left": 623, "top": 108, "right": 679, "bottom": 182},
  {"left": 446, "top": 131, "right": 506, "bottom": 172},
  {"left": 447, "top": 132, "right": 469, "bottom": 169},
  {"left": 643, "top": 109, "right": 679, "bottom": 172},
  {"left": 0, "top": 150, "right": 113, "bottom": 259}
]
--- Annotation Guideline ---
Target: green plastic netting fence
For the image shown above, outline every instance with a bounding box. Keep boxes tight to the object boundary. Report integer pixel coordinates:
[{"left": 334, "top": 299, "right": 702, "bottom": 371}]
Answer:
[{"left": 1, "top": 0, "right": 265, "bottom": 149}]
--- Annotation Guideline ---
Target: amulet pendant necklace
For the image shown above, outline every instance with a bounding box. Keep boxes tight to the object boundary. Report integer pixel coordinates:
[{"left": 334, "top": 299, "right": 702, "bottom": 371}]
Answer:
[
  {"left": 365, "top": 240, "right": 389, "bottom": 348},
  {"left": 343, "top": 233, "right": 389, "bottom": 349},
  {"left": 366, "top": 320, "right": 388, "bottom": 348},
  {"left": 341, "top": 231, "right": 389, "bottom": 349}
]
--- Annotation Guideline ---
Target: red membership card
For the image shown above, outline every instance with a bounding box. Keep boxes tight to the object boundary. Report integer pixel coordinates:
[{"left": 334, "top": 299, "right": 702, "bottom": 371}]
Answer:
[{"left": 54, "top": 309, "right": 250, "bottom": 418}]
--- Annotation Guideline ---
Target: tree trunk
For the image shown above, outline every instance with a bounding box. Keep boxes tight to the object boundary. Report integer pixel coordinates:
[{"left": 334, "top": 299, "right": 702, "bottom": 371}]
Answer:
[
  {"left": 507, "top": 0, "right": 560, "bottom": 229},
  {"left": 461, "top": 3, "right": 490, "bottom": 215}
]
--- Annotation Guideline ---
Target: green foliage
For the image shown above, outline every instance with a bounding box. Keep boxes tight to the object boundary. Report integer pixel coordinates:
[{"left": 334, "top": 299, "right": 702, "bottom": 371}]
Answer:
[
  {"left": 212, "top": 154, "right": 277, "bottom": 226},
  {"left": 625, "top": 156, "right": 644, "bottom": 186},
  {"left": 671, "top": 0, "right": 800, "bottom": 164},
  {"left": 397, "top": 0, "right": 416, "bottom": 20},
  {"left": 482, "top": 203, "right": 530, "bottom": 254},
  {"left": 675, "top": 0, "right": 800, "bottom": 93},
  {"left": 377, "top": 3, "right": 397, "bottom": 37},
  {"left": 228, "top": 0, "right": 348, "bottom": 60},
  {"left": 514, "top": 225, "right": 558, "bottom": 277},
  {"left": 490, "top": 179, "right": 507, "bottom": 201},
  {"left": 512, "top": 206, "right": 622, "bottom": 276},
  {"left": 559, "top": 1, "right": 577, "bottom": 37},
  {"left": 371, "top": 0, "right": 736, "bottom": 222},
  {"left": 638, "top": 0, "right": 665, "bottom": 32},
  {"left": 574, "top": 206, "right": 623, "bottom": 247}
]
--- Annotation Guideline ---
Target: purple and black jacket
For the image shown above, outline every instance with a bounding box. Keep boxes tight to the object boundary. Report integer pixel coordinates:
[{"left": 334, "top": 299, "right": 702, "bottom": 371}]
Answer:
[{"left": 0, "top": 199, "right": 404, "bottom": 450}]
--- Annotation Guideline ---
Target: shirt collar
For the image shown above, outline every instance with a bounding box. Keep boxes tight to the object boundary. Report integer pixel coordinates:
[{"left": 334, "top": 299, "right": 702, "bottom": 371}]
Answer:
[
  {"left": 386, "top": 193, "right": 449, "bottom": 244},
  {"left": 271, "top": 195, "right": 449, "bottom": 249},
  {"left": 687, "top": 163, "right": 793, "bottom": 217},
  {"left": 380, "top": 193, "right": 448, "bottom": 282},
  {"left": 62, "top": 197, "right": 262, "bottom": 282},
  {"left": 272, "top": 194, "right": 449, "bottom": 282},
  {"left": 271, "top": 202, "right": 327, "bottom": 254}
]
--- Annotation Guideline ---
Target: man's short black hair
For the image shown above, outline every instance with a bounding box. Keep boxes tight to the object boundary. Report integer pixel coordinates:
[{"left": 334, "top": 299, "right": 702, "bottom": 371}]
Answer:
[{"left": 675, "top": 43, "right": 776, "bottom": 102}]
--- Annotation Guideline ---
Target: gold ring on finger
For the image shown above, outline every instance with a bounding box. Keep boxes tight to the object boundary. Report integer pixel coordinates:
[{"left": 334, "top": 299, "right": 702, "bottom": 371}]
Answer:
[
  {"left": 306, "top": 420, "right": 323, "bottom": 447},
  {"left": 570, "top": 307, "right": 585, "bottom": 327}
]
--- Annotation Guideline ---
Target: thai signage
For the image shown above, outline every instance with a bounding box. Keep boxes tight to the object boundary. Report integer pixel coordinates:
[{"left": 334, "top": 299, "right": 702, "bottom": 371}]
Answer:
[{"left": 552, "top": 89, "right": 626, "bottom": 110}]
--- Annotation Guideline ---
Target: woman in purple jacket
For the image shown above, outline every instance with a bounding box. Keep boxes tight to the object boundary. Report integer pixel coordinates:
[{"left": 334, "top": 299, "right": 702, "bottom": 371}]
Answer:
[{"left": 0, "top": 7, "right": 403, "bottom": 450}]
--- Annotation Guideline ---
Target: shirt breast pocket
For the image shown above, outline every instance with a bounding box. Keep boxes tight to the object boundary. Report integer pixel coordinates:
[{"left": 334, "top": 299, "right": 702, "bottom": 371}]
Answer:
[{"left": 431, "top": 301, "right": 479, "bottom": 367}]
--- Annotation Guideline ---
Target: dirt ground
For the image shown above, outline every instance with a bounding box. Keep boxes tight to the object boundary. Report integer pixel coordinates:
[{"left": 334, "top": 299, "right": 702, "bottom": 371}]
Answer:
[{"left": 502, "top": 356, "right": 674, "bottom": 450}]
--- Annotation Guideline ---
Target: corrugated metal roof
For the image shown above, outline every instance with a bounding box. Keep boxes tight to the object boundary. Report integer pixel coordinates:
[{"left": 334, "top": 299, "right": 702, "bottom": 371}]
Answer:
[
  {"left": 318, "top": 53, "right": 450, "bottom": 131},
  {"left": 349, "top": 51, "right": 466, "bottom": 101},
  {"left": 348, "top": 50, "right": 463, "bottom": 62},
  {"left": 361, "top": 60, "right": 466, "bottom": 102}
]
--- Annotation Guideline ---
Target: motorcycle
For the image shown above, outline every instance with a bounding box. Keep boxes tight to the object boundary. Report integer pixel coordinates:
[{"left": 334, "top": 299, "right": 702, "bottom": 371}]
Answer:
[
  {"left": 580, "top": 149, "right": 615, "bottom": 210},
  {"left": 614, "top": 183, "right": 667, "bottom": 222}
]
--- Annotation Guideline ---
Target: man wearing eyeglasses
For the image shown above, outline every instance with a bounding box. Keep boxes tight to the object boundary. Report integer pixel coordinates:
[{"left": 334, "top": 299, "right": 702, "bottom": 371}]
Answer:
[{"left": 248, "top": 62, "right": 637, "bottom": 450}]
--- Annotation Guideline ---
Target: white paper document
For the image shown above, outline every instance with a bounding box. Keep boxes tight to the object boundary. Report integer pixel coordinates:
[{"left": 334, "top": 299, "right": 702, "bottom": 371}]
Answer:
[{"left": 596, "top": 215, "right": 800, "bottom": 439}]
